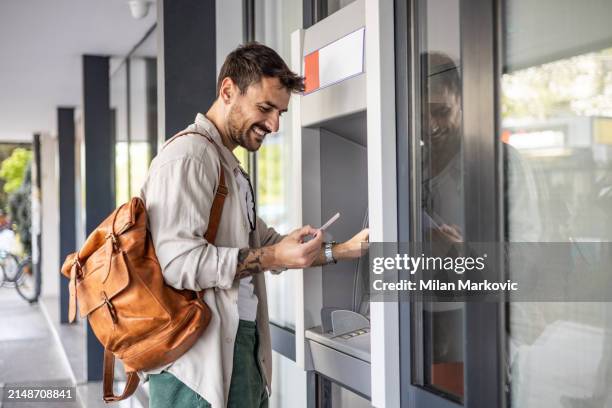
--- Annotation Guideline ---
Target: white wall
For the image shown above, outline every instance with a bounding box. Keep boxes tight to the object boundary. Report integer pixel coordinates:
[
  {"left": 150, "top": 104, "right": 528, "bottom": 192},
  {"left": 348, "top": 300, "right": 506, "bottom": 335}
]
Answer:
[
  {"left": 270, "top": 352, "right": 308, "bottom": 408},
  {"left": 40, "top": 133, "right": 60, "bottom": 298}
]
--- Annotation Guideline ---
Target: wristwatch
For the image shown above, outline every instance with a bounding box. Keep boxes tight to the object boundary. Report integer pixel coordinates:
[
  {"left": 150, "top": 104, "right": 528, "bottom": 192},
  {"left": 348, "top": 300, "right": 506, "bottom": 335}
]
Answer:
[{"left": 324, "top": 241, "right": 337, "bottom": 265}]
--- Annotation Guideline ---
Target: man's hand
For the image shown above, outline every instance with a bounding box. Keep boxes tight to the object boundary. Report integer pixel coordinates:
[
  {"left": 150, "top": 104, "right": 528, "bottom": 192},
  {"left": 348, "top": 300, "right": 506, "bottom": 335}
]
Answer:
[
  {"left": 333, "top": 228, "right": 369, "bottom": 260},
  {"left": 235, "top": 225, "right": 323, "bottom": 280},
  {"left": 272, "top": 225, "right": 324, "bottom": 269},
  {"left": 433, "top": 224, "right": 463, "bottom": 244},
  {"left": 309, "top": 228, "right": 370, "bottom": 267}
]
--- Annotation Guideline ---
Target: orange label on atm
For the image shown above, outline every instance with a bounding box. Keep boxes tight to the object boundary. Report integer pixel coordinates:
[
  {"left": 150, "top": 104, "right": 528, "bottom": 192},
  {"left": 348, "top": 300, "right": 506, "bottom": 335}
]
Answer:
[
  {"left": 304, "top": 50, "right": 320, "bottom": 93},
  {"left": 302, "top": 27, "right": 365, "bottom": 94}
]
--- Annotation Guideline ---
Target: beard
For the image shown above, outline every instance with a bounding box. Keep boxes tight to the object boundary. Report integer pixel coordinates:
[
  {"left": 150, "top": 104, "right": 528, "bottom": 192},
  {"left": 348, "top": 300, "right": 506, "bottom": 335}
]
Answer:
[
  {"left": 227, "top": 103, "right": 264, "bottom": 152},
  {"left": 423, "top": 125, "right": 461, "bottom": 178}
]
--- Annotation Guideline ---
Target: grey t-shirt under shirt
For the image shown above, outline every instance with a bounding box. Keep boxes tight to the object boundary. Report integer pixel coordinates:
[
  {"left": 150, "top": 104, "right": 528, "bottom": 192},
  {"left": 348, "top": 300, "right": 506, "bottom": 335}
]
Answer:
[{"left": 234, "top": 167, "right": 258, "bottom": 321}]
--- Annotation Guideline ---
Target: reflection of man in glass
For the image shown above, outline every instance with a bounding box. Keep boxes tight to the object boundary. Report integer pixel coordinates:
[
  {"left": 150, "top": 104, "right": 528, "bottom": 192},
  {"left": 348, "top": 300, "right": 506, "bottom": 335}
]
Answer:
[
  {"left": 421, "top": 52, "right": 465, "bottom": 396},
  {"left": 422, "top": 53, "right": 541, "bottom": 242},
  {"left": 421, "top": 52, "right": 543, "bottom": 399},
  {"left": 422, "top": 53, "right": 464, "bottom": 244}
]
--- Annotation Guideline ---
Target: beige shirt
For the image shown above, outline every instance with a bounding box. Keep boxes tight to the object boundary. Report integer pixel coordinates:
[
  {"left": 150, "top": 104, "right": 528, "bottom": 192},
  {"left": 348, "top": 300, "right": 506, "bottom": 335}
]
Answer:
[{"left": 139, "top": 113, "right": 284, "bottom": 408}]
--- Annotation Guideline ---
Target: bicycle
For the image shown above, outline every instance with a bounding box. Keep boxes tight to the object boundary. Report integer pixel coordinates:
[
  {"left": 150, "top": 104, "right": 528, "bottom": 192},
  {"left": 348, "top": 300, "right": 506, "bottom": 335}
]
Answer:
[
  {"left": 0, "top": 250, "right": 21, "bottom": 288},
  {"left": 15, "top": 255, "right": 39, "bottom": 303}
]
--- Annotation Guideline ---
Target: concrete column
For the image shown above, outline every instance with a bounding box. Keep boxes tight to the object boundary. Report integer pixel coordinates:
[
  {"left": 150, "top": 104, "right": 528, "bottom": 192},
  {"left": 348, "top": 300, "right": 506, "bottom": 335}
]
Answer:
[
  {"left": 39, "top": 133, "right": 59, "bottom": 300},
  {"left": 31, "top": 133, "right": 42, "bottom": 302},
  {"left": 157, "top": 0, "right": 217, "bottom": 142},
  {"left": 82, "top": 55, "right": 113, "bottom": 381},
  {"left": 57, "top": 108, "right": 75, "bottom": 323},
  {"left": 145, "top": 57, "right": 158, "bottom": 158}
]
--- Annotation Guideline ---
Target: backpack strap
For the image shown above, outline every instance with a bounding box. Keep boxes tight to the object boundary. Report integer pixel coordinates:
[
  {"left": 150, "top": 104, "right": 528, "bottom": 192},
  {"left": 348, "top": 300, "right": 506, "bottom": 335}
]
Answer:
[
  {"left": 165, "top": 130, "right": 229, "bottom": 244},
  {"left": 204, "top": 166, "right": 228, "bottom": 243},
  {"left": 102, "top": 348, "right": 139, "bottom": 403}
]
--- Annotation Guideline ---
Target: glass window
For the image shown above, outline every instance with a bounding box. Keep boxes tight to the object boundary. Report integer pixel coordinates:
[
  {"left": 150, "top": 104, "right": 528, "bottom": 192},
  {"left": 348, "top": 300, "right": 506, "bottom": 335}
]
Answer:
[
  {"left": 255, "top": 0, "right": 302, "bottom": 329},
  {"left": 415, "top": 0, "right": 464, "bottom": 400},
  {"left": 110, "top": 52, "right": 157, "bottom": 206},
  {"left": 128, "top": 57, "right": 154, "bottom": 198},
  {"left": 502, "top": 1, "right": 612, "bottom": 406},
  {"left": 246, "top": 0, "right": 308, "bottom": 405},
  {"left": 110, "top": 58, "right": 130, "bottom": 206}
]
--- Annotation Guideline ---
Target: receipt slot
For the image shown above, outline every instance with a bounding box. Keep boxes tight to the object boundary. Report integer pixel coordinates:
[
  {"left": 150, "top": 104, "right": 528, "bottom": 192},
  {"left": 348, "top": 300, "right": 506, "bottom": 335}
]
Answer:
[{"left": 291, "top": 0, "right": 375, "bottom": 399}]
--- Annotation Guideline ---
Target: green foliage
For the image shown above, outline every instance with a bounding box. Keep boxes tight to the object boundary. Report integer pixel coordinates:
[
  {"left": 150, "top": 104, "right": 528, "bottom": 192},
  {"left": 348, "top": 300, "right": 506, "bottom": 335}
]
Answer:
[
  {"left": 8, "top": 163, "right": 32, "bottom": 255},
  {"left": 502, "top": 48, "right": 612, "bottom": 120},
  {"left": 0, "top": 148, "right": 32, "bottom": 194},
  {"left": 0, "top": 144, "right": 30, "bottom": 212}
]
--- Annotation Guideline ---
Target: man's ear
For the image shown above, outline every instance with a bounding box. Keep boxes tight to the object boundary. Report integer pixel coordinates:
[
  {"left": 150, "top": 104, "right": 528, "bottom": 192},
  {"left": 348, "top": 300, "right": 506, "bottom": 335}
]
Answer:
[{"left": 219, "top": 77, "right": 236, "bottom": 105}]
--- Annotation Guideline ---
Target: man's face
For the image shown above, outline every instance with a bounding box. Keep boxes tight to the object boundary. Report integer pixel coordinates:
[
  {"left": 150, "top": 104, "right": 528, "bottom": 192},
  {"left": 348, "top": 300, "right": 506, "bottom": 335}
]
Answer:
[
  {"left": 225, "top": 76, "right": 291, "bottom": 152},
  {"left": 426, "top": 81, "right": 462, "bottom": 152}
]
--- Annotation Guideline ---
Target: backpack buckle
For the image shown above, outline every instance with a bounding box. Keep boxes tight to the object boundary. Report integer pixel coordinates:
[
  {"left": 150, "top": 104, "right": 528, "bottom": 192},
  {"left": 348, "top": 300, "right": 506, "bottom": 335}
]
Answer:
[
  {"left": 102, "top": 291, "right": 118, "bottom": 325},
  {"left": 105, "top": 233, "right": 119, "bottom": 252},
  {"left": 217, "top": 184, "right": 228, "bottom": 197}
]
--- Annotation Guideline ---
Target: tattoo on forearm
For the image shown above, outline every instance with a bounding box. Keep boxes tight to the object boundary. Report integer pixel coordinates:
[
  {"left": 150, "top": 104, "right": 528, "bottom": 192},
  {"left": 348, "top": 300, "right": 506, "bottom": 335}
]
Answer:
[{"left": 236, "top": 248, "right": 264, "bottom": 280}]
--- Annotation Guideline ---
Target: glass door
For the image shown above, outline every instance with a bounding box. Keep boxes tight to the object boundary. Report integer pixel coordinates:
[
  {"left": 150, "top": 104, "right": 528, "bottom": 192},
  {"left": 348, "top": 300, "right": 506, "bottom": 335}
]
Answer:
[{"left": 397, "top": 0, "right": 502, "bottom": 406}]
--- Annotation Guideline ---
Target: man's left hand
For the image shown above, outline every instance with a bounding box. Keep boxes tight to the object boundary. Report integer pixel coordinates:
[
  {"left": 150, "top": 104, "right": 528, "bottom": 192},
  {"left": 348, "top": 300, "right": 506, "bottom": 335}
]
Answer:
[{"left": 334, "top": 228, "right": 369, "bottom": 260}]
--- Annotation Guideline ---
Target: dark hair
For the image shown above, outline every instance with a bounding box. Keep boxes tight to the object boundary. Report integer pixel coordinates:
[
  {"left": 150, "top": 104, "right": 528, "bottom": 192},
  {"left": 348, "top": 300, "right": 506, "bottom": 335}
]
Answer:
[
  {"left": 426, "top": 52, "right": 461, "bottom": 96},
  {"left": 217, "top": 42, "right": 304, "bottom": 96}
]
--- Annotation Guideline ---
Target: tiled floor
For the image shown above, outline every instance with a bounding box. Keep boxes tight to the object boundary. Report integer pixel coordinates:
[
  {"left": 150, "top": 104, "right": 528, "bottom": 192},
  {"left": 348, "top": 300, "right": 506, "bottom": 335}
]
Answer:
[
  {"left": 39, "top": 296, "right": 147, "bottom": 408},
  {"left": 0, "top": 287, "right": 146, "bottom": 408},
  {"left": 0, "top": 287, "right": 76, "bottom": 407}
]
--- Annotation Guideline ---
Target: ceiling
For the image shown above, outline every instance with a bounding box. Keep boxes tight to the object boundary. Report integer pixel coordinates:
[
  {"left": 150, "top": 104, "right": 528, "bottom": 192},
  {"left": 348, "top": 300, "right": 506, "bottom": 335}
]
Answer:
[{"left": 0, "top": 0, "right": 157, "bottom": 142}]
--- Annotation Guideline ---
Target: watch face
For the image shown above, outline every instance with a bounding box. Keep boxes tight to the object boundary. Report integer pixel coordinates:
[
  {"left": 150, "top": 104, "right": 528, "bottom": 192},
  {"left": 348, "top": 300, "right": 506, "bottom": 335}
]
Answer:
[{"left": 325, "top": 243, "right": 336, "bottom": 264}]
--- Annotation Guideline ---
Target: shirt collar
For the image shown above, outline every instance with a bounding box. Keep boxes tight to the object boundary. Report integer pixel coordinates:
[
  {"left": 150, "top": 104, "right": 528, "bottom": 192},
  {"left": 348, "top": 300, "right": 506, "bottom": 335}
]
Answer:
[{"left": 194, "top": 113, "right": 242, "bottom": 172}]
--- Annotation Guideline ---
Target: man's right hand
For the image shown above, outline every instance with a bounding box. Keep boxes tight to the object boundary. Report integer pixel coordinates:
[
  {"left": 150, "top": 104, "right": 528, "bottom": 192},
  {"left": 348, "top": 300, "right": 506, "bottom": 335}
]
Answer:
[
  {"left": 272, "top": 225, "right": 324, "bottom": 269},
  {"left": 235, "top": 225, "right": 324, "bottom": 281}
]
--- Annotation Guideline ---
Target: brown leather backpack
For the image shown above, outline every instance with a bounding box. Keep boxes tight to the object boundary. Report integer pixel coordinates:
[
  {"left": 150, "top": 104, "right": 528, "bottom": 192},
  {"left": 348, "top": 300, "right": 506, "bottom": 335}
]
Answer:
[{"left": 60, "top": 132, "right": 227, "bottom": 402}]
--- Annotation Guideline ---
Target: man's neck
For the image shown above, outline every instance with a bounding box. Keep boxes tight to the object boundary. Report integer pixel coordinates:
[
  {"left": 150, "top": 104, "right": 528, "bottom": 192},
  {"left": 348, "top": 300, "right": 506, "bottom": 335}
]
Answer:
[{"left": 205, "top": 101, "right": 237, "bottom": 151}]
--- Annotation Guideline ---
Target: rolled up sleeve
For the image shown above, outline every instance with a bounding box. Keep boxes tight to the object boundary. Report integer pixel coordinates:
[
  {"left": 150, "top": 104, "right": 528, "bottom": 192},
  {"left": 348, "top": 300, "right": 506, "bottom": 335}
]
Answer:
[
  {"left": 255, "top": 216, "right": 285, "bottom": 247},
  {"left": 255, "top": 216, "right": 286, "bottom": 274},
  {"left": 142, "top": 154, "right": 238, "bottom": 291}
]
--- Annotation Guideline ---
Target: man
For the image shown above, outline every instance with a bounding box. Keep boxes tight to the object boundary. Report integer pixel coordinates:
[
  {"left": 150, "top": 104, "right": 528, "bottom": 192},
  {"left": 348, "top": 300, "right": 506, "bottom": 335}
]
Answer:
[{"left": 140, "top": 42, "right": 368, "bottom": 408}]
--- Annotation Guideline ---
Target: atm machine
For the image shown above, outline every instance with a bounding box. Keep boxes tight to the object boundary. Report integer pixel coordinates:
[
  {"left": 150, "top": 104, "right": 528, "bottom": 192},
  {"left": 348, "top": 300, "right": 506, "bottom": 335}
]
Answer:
[{"left": 291, "top": 0, "right": 376, "bottom": 400}]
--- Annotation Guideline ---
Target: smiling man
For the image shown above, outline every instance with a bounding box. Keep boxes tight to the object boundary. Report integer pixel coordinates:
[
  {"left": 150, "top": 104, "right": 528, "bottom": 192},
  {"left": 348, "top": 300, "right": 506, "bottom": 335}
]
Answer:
[{"left": 140, "top": 42, "right": 368, "bottom": 408}]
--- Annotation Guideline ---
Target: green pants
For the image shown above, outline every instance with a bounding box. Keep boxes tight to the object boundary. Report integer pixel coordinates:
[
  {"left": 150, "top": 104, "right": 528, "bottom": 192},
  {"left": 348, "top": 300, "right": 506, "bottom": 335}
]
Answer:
[{"left": 149, "top": 320, "right": 268, "bottom": 408}]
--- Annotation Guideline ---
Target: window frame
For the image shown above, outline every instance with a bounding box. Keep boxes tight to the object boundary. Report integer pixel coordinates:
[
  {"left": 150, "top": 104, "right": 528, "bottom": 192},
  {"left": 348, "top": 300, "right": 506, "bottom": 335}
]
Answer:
[{"left": 396, "top": 0, "right": 505, "bottom": 407}]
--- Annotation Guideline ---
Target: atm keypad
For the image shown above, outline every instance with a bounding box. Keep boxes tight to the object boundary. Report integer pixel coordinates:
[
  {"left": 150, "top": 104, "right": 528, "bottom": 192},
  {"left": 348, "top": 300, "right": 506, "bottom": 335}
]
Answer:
[{"left": 337, "top": 327, "right": 369, "bottom": 340}]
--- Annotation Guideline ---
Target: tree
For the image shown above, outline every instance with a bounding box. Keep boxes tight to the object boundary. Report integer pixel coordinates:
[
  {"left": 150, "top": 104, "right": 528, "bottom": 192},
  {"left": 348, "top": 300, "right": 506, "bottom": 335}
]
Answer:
[
  {"left": 0, "top": 148, "right": 32, "bottom": 194},
  {"left": 8, "top": 163, "right": 32, "bottom": 255}
]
